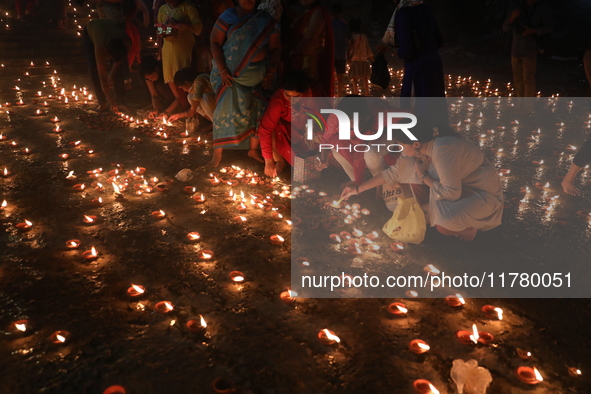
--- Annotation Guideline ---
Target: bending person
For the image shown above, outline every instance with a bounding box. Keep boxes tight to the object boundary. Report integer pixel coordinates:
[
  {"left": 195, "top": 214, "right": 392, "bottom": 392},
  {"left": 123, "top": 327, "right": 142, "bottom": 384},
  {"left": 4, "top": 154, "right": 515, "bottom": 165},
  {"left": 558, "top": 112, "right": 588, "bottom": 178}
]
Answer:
[
  {"left": 258, "top": 71, "right": 324, "bottom": 177},
  {"left": 341, "top": 128, "right": 504, "bottom": 241},
  {"left": 169, "top": 68, "right": 216, "bottom": 124},
  {"left": 562, "top": 137, "right": 591, "bottom": 196}
]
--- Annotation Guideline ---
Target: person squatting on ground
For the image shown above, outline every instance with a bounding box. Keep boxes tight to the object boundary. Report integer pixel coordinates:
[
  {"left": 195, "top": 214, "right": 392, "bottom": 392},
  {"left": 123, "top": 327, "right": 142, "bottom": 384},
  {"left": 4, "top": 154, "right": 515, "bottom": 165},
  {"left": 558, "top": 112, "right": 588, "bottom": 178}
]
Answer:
[{"left": 169, "top": 67, "right": 216, "bottom": 125}]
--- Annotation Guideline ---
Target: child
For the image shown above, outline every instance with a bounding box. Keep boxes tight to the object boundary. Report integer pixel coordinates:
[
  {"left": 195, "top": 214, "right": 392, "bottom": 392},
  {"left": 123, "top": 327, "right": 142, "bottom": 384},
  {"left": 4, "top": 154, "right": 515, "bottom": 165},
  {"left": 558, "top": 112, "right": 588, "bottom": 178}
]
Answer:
[
  {"left": 168, "top": 68, "right": 215, "bottom": 127},
  {"left": 347, "top": 18, "right": 373, "bottom": 96}
]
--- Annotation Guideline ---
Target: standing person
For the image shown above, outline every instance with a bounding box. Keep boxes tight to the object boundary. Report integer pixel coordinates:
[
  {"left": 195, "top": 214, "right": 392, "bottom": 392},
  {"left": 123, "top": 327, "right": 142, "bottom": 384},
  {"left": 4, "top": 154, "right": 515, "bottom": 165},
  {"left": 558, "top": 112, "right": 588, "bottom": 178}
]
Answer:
[
  {"left": 157, "top": 0, "right": 203, "bottom": 117},
  {"left": 209, "top": 0, "right": 280, "bottom": 167},
  {"left": 389, "top": 0, "right": 445, "bottom": 98},
  {"left": 341, "top": 128, "right": 504, "bottom": 241},
  {"left": 83, "top": 18, "right": 131, "bottom": 112},
  {"left": 287, "top": 0, "right": 334, "bottom": 96},
  {"left": 331, "top": 4, "right": 350, "bottom": 97},
  {"left": 347, "top": 18, "right": 373, "bottom": 96},
  {"left": 503, "top": 0, "right": 553, "bottom": 98},
  {"left": 169, "top": 68, "right": 216, "bottom": 124}
]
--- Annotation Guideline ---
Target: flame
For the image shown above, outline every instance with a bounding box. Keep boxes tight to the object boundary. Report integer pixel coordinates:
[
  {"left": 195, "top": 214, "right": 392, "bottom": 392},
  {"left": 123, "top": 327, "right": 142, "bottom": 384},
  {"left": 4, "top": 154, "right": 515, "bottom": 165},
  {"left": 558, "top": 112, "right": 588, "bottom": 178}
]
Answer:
[
  {"left": 1, "top": 200, "right": 6, "bottom": 208},
  {"left": 15, "top": 323, "right": 26, "bottom": 331},
  {"left": 288, "top": 289, "right": 298, "bottom": 297},
  {"left": 286, "top": 220, "right": 292, "bottom": 226},
  {"left": 199, "top": 315, "right": 207, "bottom": 328},
  {"left": 456, "top": 293, "right": 466, "bottom": 304},
  {"left": 90, "top": 247, "right": 97, "bottom": 256},
  {"left": 470, "top": 324, "right": 479, "bottom": 343},
  {"left": 159, "top": 210, "right": 165, "bottom": 216},
  {"left": 25, "top": 220, "right": 32, "bottom": 226},
  {"left": 112, "top": 183, "right": 121, "bottom": 194},
  {"left": 200, "top": 194, "right": 205, "bottom": 201},
  {"left": 428, "top": 384, "right": 440, "bottom": 394},
  {"left": 84, "top": 215, "right": 94, "bottom": 222},
  {"left": 188, "top": 232, "right": 200, "bottom": 240},
  {"left": 56, "top": 334, "right": 66, "bottom": 343},
  {"left": 396, "top": 305, "right": 408, "bottom": 313},
  {"left": 275, "top": 235, "right": 284, "bottom": 242},
  {"left": 418, "top": 342, "right": 430, "bottom": 351},
  {"left": 164, "top": 302, "right": 173, "bottom": 311},
  {"left": 3, "top": 167, "right": 8, "bottom": 175},
  {"left": 533, "top": 368, "right": 543, "bottom": 382},
  {"left": 124, "top": 284, "right": 144, "bottom": 296},
  {"left": 352, "top": 229, "right": 363, "bottom": 237},
  {"left": 170, "top": 319, "right": 176, "bottom": 326},
  {"left": 494, "top": 307, "right": 503, "bottom": 320},
  {"left": 202, "top": 252, "right": 212, "bottom": 259},
  {"left": 322, "top": 329, "right": 340, "bottom": 343},
  {"left": 69, "top": 241, "right": 78, "bottom": 247}
]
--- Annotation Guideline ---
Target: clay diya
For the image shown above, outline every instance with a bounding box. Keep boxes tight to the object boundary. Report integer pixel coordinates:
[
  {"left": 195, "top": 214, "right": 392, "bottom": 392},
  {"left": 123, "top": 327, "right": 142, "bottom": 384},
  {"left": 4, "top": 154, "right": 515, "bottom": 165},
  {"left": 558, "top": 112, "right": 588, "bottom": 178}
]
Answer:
[
  {"left": 390, "top": 242, "right": 405, "bottom": 252},
  {"left": 233, "top": 216, "right": 247, "bottom": 223},
  {"left": 211, "top": 378, "right": 235, "bottom": 393},
  {"left": 50, "top": 330, "right": 70, "bottom": 344},
  {"left": 229, "top": 271, "right": 245, "bottom": 282},
  {"left": 16, "top": 220, "right": 33, "bottom": 231},
  {"left": 270, "top": 234, "right": 285, "bottom": 245},
  {"left": 82, "top": 247, "right": 99, "bottom": 261},
  {"left": 388, "top": 302, "right": 408, "bottom": 316},
  {"left": 82, "top": 215, "right": 97, "bottom": 224},
  {"left": 198, "top": 250, "right": 214, "bottom": 260},
  {"left": 516, "top": 366, "right": 543, "bottom": 384},
  {"left": 151, "top": 210, "right": 166, "bottom": 219},
  {"left": 187, "top": 232, "right": 201, "bottom": 241},
  {"left": 12, "top": 320, "right": 29, "bottom": 333},
  {"left": 127, "top": 284, "right": 145, "bottom": 297},
  {"left": 567, "top": 367, "right": 582, "bottom": 377},
  {"left": 65, "top": 239, "right": 81, "bottom": 249},
  {"left": 91, "top": 198, "right": 103, "bottom": 207},
  {"left": 517, "top": 348, "right": 532, "bottom": 360},
  {"left": 317, "top": 329, "right": 340, "bottom": 345},
  {"left": 73, "top": 183, "right": 86, "bottom": 192},
  {"left": 184, "top": 186, "right": 196, "bottom": 195},
  {"left": 154, "top": 301, "right": 174, "bottom": 313},
  {"left": 412, "top": 379, "right": 439, "bottom": 394},
  {"left": 445, "top": 294, "right": 465, "bottom": 307},
  {"left": 482, "top": 305, "right": 503, "bottom": 320},
  {"left": 408, "top": 339, "right": 430, "bottom": 354},
  {"left": 280, "top": 289, "right": 297, "bottom": 303},
  {"left": 193, "top": 194, "right": 206, "bottom": 203},
  {"left": 186, "top": 315, "right": 207, "bottom": 333},
  {"left": 102, "top": 386, "right": 126, "bottom": 394}
]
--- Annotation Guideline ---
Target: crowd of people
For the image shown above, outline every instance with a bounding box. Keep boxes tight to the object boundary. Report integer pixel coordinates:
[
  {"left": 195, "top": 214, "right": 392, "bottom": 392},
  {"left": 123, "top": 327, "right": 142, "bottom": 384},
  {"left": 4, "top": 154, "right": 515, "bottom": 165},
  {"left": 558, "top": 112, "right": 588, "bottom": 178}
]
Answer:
[{"left": 75, "top": 0, "right": 589, "bottom": 242}]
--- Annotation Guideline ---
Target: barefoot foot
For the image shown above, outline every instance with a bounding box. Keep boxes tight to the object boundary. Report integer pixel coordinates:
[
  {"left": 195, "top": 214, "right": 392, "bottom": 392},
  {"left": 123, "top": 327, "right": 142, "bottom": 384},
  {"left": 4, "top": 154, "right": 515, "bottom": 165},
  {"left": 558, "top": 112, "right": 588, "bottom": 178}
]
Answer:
[{"left": 248, "top": 149, "right": 264, "bottom": 163}]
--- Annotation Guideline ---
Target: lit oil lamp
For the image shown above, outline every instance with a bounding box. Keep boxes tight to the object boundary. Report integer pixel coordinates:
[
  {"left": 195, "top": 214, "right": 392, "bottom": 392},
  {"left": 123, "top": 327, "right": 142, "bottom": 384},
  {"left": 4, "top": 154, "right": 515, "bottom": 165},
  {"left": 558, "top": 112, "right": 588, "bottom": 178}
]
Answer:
[
  {"left": 409, "top": 339, "right": 430, "bottom": 354},
  {"left": 83, "top": 215, "right": 97, "bottom": 224},
  {"left": 236, "top": 203, "right": 247, "bottom": 212},
  {"left": 317, "top": 329, "right": 340, "bottom": 345},
  {"left": 413, "top": 379, "right": 440, "bottom": 394},
  {"left": 21, "top": 147, "right": 31, "bottom": 155},
  {"left": 198, "top": 250, "right": 214, "bottom": 260},
  {"left": 53, "top": 125, "right": 62, "bottom": 133},
  {"left": 234, "top": 216, "right": 247, "bottom": 223},
  {"left": 102, "top": 385, "right": 127, "bottom": 394},
  {"left": 184, "top": 186, "right": 196, "bottom": 195},
  {"left": 388, "top": 302, "right": 408, "bottom": 316},
  {"left": 151, "top": 210, "right": 166, "bottom": 219},
  {"left": 445, "top": 294, "right": 465, "bottom": 307},
  {"left": 50, "top": 330, "right": 70, "bottom": 344},
  {"left": 516, "top": 366, "right": 543, "bottom": 385},
  {"left": 16, "top": 219, "right": 33, "bottom": 231},
  {"left": 270, "top": 234, "right": 285, "bottom": 245},
  {"left": 91, "top": 197, "right": 103, "bottom": 207},
  {"left": 51, "top": 116, "right": 59, "bottom": 123},
  {"left": 209, "top": 176, "right": 220, "bottom": 186},
  {"left": 567, "top": 367, "right": 582, "bottom": 377},
  {"left": 1, "top": 200, "right": 7, "bottom": 210},
  {"left": 280, "top": 289, "right": 297, "bottom": 303},
  {"left": 186, "top": 315, "right": 207, "bottom": 333},
  {"left": 193, "top": 194, "right": 206, "bottom": 203},
  {"left": 229, "top": 271, "right": 245, "bottom": 282},
  {"left": 9, "top": 141, "right": 19, "bottom": 148},
  {"left": 482, "top": 305, "right": 503, "bottom": 320},
  {"left": 2, "top": 167, "right": 11, "bottom": 177},
  {"left": 187, "top": 232, "right": 201, "bottom": 241},
  {"left": 12, "top": 320, "right": 29, "bottom": 334},
  {"left": 390, "top": 242, "right": 405, "bottom": 252},
  {"left": 85, "top": 148, "right": 94, "bottom": 154},
  {"left": 423, "top": 264, "right": 440, "bottom": 275},
  {"left": 73, "top": 183, "right": 85, "bottom": 191},
  {"left": 127, "top": 284, "right": 145, "bottom": 297},
  {"left": 270, "top": 212, "right": 283, "bottom": 220},
  {"left": 82, "top": 246, "right": 98, "bottom": 260},
  {"left": 154, "top": 301, "right": 174, "bottom": 313},
  {"left": 66, "top": 239, "right": 81, "bottom": 249},
  {"left": 517, "top": 348, "right": 532, "bottom": 360},
  {"left": 456, "top": 324, "right": 494, "bottom": 345}
]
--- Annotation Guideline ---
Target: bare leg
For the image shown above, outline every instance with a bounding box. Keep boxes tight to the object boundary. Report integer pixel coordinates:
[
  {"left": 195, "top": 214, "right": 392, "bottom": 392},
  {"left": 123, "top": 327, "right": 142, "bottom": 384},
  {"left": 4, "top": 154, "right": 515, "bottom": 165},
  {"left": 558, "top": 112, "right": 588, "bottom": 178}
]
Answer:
[
  {"left": 208, "top": 148, "right": 223, "bottom": 167},
  {"left": 248, "top": 137, "right": 264, "bottom": 162}
]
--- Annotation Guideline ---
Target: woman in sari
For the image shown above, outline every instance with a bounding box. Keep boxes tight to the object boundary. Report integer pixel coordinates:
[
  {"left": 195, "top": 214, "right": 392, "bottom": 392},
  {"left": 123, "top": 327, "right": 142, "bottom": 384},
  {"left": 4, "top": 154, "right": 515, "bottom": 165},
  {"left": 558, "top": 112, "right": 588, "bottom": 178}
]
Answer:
[
  {"left": 209, "top": 0, "right": 281, "bottom": 167},
  {"left": 341, "top": 128, "right": 504, "bottom": 241}
]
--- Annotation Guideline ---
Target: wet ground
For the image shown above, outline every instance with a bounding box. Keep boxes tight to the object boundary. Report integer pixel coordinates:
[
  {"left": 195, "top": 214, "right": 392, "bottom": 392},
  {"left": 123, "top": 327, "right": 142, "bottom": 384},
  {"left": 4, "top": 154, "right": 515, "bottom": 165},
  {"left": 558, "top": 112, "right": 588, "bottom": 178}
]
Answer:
[{"left": 1, "top": 4, "right": 591, "bottom": 394}]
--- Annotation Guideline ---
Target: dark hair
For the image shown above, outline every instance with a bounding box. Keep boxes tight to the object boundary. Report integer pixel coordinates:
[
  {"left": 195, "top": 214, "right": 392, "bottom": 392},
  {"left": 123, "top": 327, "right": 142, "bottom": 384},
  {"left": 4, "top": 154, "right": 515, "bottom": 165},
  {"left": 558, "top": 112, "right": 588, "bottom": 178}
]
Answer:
[
  {"left": 348, "top": 18, "right": 361, "bottom": 34},
  {"left": 173, "top": 67, "right": 198, "bottom": 87},
  {"left": 282, "top": 70, "right": 310, "bottom": 93},
  {"left": 331, "top": 4, "right": 343, "bottom": 15},
  {"left": 140, "top": 56, "right": 160, "bottom": 77},
  {"left": 107, "top": 39, "right": 127, "bottom": 62}
]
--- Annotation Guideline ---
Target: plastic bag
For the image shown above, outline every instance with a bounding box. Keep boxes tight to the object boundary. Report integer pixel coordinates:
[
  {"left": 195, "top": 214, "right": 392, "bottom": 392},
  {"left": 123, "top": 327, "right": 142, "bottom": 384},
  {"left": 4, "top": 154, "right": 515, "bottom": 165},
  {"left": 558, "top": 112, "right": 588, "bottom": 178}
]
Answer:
[
  {"left": 382, "top": 195, "right": 426, "bottom": 244},
  {"left": 175, "top": 168, "right": 193, "bottom": 182},
  {"left": 451, "top": 359, "right": 492, "bottom": 394}
]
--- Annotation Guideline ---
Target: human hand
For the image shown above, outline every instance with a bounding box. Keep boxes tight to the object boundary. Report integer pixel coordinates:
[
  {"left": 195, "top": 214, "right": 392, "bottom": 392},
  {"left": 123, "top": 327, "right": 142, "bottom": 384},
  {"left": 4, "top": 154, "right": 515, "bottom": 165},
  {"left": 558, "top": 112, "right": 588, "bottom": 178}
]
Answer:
[
  {"left": 314, "top": 157, "right": 329, "bottom": 171},
  {"left": 264, "top": 161, "right": 277, "bottom": 177},
  {"left": 340, "top": 185, "right": 358, "bottom": 201},
  {"left": 220, "top": 69, "right": 233, "bottom": 87},
  {"left": 414, "top": 156, "right": 432, "bottom": 178},
  {"left": 148, "top": 109, "right": 159, "bottom": 120},
  {"left": 168, "top": 113, "right": 184, "bottom": 123}
]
